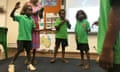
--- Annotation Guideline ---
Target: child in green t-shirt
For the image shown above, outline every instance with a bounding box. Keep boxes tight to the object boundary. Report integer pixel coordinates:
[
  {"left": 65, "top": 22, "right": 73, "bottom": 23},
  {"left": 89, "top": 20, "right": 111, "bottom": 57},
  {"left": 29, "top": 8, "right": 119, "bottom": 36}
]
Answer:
[
  {"left": 50, "top": 9, "right": 71, "bottom": 63},
  {"left": 8, "top": 2, "right": 36, "bottom": 72},
  {"left": 75, "top": 10, "right": 91, "bottom": 70}
]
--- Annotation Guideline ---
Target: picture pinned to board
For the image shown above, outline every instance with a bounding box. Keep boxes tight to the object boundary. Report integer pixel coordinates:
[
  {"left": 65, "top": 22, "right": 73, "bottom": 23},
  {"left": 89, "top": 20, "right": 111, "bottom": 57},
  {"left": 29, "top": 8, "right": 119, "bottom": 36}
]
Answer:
[
  {"left": 42, "top": 0, "right": 57, "bottom": 6},
  {"left": 46, "top": 23, "right": 52, "bottom": 29}
]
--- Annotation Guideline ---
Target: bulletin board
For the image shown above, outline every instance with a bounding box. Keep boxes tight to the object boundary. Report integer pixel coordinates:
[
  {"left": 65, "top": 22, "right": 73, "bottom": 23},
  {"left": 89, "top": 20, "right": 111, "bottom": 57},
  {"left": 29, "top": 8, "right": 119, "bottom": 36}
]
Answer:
[
  {"left": 44, "top": 0, "right": 61, "bottom": 13},
  {"left": 43, "top": 0, "right": 61, "bottom": 30}
]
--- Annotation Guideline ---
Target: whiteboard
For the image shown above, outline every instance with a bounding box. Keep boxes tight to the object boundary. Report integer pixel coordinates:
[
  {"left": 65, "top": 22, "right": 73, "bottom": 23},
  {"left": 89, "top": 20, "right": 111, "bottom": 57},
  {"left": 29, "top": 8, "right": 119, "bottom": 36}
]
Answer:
[{"left": 66, "top": 0, "right": 99, "bottom": 32}]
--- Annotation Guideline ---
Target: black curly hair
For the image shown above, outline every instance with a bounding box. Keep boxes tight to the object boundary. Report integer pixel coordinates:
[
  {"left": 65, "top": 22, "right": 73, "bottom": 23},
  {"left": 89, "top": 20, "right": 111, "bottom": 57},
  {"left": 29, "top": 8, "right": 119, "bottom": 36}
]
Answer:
[
  {"left": 20, "top": 4, "right": 32, "bottom": 15},
  {"left": 76, "top": 10, "right": 87, "bottom": 20}
]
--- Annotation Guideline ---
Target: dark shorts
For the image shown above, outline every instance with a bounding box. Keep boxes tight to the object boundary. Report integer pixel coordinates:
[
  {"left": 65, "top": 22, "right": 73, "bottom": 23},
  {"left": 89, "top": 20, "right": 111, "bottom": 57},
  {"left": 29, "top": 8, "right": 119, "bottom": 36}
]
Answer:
[
  {"left": 17, "top": 40, "right": 32, "bottom": 52},
  {"left": 55, "top": 38, "right": 68, "bottom": 48},
  {"left": 77, "top": 43, "right": 89, "bottom": 51}
]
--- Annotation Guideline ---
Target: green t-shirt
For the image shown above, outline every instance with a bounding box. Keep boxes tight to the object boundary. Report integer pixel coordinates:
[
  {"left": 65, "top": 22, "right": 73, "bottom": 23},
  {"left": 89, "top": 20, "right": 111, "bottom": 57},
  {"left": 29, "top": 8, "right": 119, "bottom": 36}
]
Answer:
[
  {"left": 75, "top": 19, "right": 90, "bottom": 43},
  {"left": 14, "top": 14, "right": 35, "bottom": 40},
  {"left": 54, "top": 18, "right": 68, "bottom": 39}
]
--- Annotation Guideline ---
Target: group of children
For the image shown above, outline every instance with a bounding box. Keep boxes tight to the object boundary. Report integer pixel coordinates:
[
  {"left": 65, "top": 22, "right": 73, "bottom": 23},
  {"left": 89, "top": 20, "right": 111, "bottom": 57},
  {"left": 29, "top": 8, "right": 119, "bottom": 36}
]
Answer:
[
  {"left": 50, "top": 9, "right": 91, "bottom": 70},
  {"left": 8, "top": 1, "right": 91, "bottom": 72}
]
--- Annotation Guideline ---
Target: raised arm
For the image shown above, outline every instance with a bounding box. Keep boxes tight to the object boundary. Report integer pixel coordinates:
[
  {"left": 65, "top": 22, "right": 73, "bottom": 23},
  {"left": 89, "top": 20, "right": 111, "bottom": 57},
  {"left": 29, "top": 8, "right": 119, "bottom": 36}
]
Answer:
[
  {"left": 10, "top": 2, "right": 20, "bottom": 18},
  {"left": 39, "top": 7, "right": 44, "bottom": 19}
]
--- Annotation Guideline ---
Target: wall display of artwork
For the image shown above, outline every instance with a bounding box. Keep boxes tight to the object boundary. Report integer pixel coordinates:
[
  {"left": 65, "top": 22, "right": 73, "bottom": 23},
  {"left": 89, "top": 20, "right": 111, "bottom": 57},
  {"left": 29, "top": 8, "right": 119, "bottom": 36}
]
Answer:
[
  {"left": 43, "top": 0, "right": 61, "bottom": 31},
  {"left": 46, "top": 13, "right": 59, "bottom": 30},
  {"left": 42, "top": 0, "right": 57, "bottom": 6}
]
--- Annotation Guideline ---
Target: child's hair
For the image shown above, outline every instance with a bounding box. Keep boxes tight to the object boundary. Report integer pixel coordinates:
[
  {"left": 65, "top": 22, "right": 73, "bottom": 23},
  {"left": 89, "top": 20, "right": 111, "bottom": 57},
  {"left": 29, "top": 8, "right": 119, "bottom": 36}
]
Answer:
[
  {"left": 58, "top": 9, "right": 65, "bottom": 15},
  {"left": 20, "top": 4, "right": 32, "bottom": 15},
  {"left": 76, "top": 10, "right": 87, "bottom": 20}
]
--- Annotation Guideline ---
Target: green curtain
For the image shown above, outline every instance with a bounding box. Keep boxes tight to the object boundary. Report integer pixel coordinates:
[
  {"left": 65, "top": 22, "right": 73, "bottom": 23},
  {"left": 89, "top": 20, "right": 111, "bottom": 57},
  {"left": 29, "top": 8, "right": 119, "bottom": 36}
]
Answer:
[{"left": 97, "top": 0, "right": 110, "bottom": 54}]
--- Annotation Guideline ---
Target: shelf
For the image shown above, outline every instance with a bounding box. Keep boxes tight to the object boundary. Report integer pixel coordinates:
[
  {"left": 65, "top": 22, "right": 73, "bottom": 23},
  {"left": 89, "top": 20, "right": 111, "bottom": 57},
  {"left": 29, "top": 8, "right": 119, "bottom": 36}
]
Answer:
[{"left": 45, "top": 13, "right": 59, "bottom": 30}]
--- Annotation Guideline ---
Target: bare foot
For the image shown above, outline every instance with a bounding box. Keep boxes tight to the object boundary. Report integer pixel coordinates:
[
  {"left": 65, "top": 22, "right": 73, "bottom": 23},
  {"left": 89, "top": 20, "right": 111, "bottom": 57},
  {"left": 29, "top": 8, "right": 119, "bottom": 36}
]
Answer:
[
  {"left": 50, "top": 58, "right": 56, "bottom": 63},
  {"left": 77, "top": 61, "right": 84, "bottom": 66},
  {"left": 62, "top": 59, "right": 69, "bottom": 63},
  {"left": 32, "top": 60, "right": 37, "bottom": 65},
  {"left": 24, "top": 59, "right": 29, "bottom": 65},
  {"left": 82, "top": 64, "right": 90, "bottom": 70}
]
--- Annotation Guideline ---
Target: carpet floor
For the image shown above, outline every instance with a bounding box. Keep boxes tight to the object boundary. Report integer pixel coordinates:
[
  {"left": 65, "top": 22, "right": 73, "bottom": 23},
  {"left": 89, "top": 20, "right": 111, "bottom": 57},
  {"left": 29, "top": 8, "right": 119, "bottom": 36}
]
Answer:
[{"left": 0, "top": 56, "right": 105, "bottom": 72}]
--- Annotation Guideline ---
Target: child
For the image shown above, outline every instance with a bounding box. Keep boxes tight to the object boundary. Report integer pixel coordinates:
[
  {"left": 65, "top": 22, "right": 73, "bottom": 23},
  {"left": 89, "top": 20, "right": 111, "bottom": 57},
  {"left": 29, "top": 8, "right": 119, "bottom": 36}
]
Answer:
[
  {"left": 50, "top": 9, "right": 71, "bottom": 63},
  {"left": 74, "top": 10, "right": 91, "bottom": 69},
  {"left": 22, "top": 0, "right": 44, "bottom": 64},
  {"left": 8, "top": 2, "right": 36, "bottom": 72}
]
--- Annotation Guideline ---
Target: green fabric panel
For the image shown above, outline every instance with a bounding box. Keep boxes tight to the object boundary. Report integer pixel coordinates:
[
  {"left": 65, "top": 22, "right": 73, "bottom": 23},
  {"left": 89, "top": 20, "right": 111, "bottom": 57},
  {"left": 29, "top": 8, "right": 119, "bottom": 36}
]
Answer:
[{"left": 97, "top": 0, "right": 110, "bottom": 54}]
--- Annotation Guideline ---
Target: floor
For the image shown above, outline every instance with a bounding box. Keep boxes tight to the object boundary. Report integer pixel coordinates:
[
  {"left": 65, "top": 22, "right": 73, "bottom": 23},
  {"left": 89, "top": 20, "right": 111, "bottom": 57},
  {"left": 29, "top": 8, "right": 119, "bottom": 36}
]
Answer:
[
  {"left": 0, "top": 48, "right": 98, "bottom": 60},
  {"left": 0, "top": 55, "right": 105, "bottom": 72}
]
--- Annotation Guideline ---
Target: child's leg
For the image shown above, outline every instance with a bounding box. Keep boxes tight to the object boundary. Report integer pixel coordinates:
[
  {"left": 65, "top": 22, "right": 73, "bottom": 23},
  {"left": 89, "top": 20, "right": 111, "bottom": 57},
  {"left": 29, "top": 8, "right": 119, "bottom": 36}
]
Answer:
[
  {"left": 61, "top": 46, "right": 65, "bottom": 60},
  {"left": 85, "top": 50, "right": 90, "bottom": 63},
  {"left": 8, "top": 41, "right": 24, "bottom": 72},
  {"left": 11, "top": 40, "right": 24, "bottom": 64},
  {"left": 11, "top": 50, "right": 23, "bottom": 64},
  {"left": 24, "top": 41, "right": 36, "bottom": 71},
  {"left": 80, "top": 50, "right": 84, "bottom": 61},
  {"left": 50, "top": 38, "right": 60, "bottom": 63},
  {"left": 83, "top": 50, "right": 90, "bottom": 69},
  {"left": 50, "top": 45, "right": 59, "bottom": 63},
  {"left": 31, "top": 49, "right": 37, "bottom": 64},
  {"left": 25, "top": 47, "right": 36, "bottom": 71},
  {"left": 9, "top": 50, "right": 23, "bottom": 72},
  {"left": 25, "top": 49, "right": 31, "bottom": 64},
  {"left": 61, "top": 39, "right": 68, "bottom": 63},
  {"left": 77, "top": 50, "right": 84, "bottom": 66},
  {"left": 61, "top": 46, "right": 68, "bottom": 63},
  {"left": 54, "top": 46, "right": 59, "bottom": 59},
  {"left": 62, "top": 46, "right": 65, "bottom": 59}
]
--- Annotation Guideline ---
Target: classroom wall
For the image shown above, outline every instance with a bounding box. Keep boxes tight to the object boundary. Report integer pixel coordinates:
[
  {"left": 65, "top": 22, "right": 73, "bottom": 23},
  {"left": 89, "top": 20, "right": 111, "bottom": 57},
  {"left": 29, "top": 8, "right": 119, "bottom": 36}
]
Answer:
[
  {"left": 5, "top": 0, "right": 97, "bottom": 53},
  {"left": 7, "top": 0, "right": 28, "bottom": 45},
  {"left": 0, "top": 0, "right": 7, "bottom": 27},
  {"left": 8, "top": 33, "right": 97, "bottom": 53}
]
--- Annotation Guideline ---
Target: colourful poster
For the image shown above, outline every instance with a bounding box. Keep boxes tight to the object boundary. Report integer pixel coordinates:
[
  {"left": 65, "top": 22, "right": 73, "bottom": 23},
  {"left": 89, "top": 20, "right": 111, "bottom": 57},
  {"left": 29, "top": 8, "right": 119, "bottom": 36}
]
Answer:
[{"left": 42, "top": 0, "right": 56, "bottom": 6}]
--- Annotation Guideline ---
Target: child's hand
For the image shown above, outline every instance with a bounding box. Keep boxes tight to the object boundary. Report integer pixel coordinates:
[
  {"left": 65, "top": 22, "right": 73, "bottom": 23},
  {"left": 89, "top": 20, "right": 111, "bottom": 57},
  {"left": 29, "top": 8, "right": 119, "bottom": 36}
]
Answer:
[
  {"left": 61, "top": 19, "right": 68, "bottom": 24},
  {"left": 66, "top": 20, "right": 71, "bottom": 29},
  {"left": 61, "top": 20, "right": 65, "bottom": 24},
  {"left": 15, "top": 2, "right": 20, "bottom": 9},
  {"left": 82, "top": 24, "right": 86, "bottom": 27}
]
